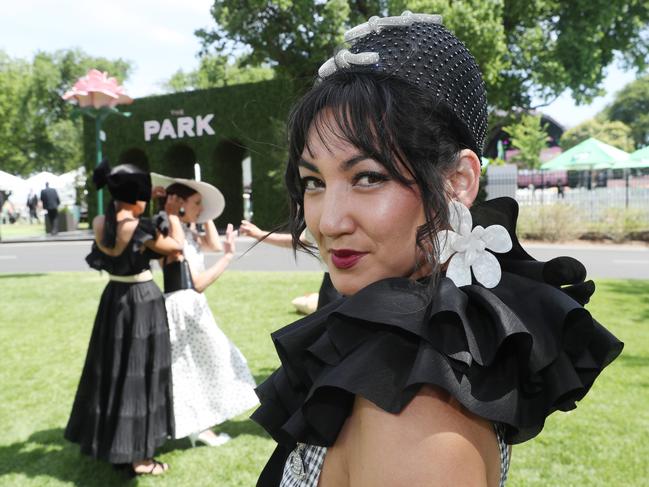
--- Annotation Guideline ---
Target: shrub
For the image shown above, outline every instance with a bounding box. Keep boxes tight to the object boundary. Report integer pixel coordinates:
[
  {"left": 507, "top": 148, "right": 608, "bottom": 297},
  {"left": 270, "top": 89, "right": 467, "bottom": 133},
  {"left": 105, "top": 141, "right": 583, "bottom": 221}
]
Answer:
[
  {"left": 517, "top": 203, "right": 583, "bottom": 242},
  {"left": 589, "top": 208, "right": 649, "bottom": 242},
  {"left": 517, "top": 204, "right": 649, "bottom": 242}
]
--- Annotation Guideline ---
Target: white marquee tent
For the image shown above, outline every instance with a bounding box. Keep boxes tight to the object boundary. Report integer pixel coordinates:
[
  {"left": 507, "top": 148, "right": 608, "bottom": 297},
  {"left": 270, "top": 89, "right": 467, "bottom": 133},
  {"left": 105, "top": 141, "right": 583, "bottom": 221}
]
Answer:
[
  {"left": 0, "top": 170, "right": 27, "bottom": 193},
  {"left": 0, "top": 168, "right": 85, "bottom": 212}
]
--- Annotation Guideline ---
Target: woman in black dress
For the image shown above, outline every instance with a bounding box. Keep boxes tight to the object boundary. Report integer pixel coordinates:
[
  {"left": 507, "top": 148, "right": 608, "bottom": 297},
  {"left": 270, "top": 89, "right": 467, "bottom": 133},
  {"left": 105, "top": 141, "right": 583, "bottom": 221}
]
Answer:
[
  {"left": 64, "top": 161, "right": 183, "bottom": 476},
  {"left": 251, "top": 12, "right": 624, "bottom": 486}
]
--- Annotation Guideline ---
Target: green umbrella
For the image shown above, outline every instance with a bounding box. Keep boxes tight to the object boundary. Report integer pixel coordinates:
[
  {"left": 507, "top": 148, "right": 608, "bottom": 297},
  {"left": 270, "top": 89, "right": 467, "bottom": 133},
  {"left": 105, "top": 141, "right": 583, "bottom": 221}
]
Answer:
[
  {"left": 540, "top": 137, "right": 629, "bottom": 171},
  {"left": 614, "top": 146, "right": 649, "bottom": 169}
]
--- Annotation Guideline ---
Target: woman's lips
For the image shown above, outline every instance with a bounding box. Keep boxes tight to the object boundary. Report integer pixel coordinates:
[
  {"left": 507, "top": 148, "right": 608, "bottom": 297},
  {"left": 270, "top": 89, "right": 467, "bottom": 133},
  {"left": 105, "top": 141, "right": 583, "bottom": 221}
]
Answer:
[{"left": 330, "top": 249, "right": 368, "bottom": 269}]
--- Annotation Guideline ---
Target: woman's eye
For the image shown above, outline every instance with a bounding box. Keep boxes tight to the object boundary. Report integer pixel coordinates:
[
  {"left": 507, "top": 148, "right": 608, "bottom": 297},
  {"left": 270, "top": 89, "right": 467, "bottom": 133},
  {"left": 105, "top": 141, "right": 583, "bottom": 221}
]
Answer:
[
  {"left": 353, "top": 171, "right": 390, "bottom": 187},
  {"left": 301, "top": 176, "right": 324, "bottom": 192}
]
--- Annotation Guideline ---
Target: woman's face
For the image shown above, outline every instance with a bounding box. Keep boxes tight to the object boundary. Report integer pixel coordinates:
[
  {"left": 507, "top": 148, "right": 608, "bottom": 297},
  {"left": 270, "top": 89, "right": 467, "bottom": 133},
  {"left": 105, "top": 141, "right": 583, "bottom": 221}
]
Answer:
[
  {"left": 299, "top": 116, "right": 427, "bottom": 296},
  {"left": 181, "top": 192, "right": 203, "bottom": 223}
]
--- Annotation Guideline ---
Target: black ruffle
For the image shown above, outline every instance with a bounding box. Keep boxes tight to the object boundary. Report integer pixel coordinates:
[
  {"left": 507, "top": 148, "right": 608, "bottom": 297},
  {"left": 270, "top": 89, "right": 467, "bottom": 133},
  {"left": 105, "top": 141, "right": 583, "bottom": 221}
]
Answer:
[
  {"left": 152, "top": 211, "right": 170, "bottom": 237},
  {"left": 251, "top": 197, "right": 623, "bottom": 455},
  {"left": 132, "top": 217, "right": 157, "bottom": 252},
  {"left": 85, "top": 242, "right": 106, "bottom": 271},
  {"left": 85, "top": 217, "right": 163, "bottom": 274}
]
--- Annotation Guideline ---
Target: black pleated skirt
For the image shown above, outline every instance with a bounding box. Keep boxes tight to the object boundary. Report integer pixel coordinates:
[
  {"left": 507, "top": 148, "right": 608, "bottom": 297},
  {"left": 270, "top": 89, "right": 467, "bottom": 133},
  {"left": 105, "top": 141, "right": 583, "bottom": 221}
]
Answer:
[{"left": 64, "top": 280, "right": 174, "bottom": 463}]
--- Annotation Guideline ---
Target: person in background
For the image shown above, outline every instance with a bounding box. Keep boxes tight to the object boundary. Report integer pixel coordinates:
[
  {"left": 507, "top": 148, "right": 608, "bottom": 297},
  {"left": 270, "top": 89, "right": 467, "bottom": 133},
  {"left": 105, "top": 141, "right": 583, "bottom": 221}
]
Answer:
[
  {"left": 40, "top": 182, "right": 60, "bottom": 235},
  {"left": 27, "top": 189, "right": 40, "bottom": 224},
  {"left": 1, "top": 196, "right": 17, "bottom": 224},
  {"left": 152, "top": 173, "right": 259, "bottom": 448},
  {"left": 65, "top": 161, "right": 183, "bottom": 476}
]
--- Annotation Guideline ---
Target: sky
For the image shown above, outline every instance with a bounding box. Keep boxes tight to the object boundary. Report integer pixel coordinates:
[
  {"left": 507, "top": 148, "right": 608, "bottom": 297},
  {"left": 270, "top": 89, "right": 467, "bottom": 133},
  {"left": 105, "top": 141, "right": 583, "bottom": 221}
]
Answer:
[{"left": 0, "top": 0, "right": 640, "bottom": 129}]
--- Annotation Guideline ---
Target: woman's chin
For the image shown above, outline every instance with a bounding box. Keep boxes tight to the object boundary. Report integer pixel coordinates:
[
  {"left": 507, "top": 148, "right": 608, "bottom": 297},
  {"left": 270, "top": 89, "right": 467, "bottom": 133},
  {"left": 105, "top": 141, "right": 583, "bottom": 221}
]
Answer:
[{"left": 329, "top": 273, "right": 376, "bottom": 297}]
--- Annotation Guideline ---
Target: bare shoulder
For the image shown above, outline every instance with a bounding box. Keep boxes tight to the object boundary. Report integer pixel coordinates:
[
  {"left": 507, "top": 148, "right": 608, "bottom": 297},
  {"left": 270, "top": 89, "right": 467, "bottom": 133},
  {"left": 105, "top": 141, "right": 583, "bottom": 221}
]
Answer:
[
  {"left": 92, "top": 215, "right": 104, "bottom": 232},
  {"left": 92, "top": 215, "right": 105, "bottom": 243},
  {"left": 338, "top": 387, "right": 500, "bottom": 486}
]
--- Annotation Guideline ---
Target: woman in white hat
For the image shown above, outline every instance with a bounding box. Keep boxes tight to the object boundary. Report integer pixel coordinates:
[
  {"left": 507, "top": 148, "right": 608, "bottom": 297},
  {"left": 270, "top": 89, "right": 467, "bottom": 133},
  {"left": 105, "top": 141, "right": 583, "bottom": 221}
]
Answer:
[{"left": 152, "top": 174, "right": 259, "bottom": 447}]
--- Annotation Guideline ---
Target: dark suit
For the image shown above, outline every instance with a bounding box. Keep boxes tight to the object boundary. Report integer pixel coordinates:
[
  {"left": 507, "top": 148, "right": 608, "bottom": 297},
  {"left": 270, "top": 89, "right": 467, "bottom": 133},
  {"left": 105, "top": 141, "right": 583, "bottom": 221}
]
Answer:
[{"left": 40, "top": 187, "right": 60, "bottom": 235}]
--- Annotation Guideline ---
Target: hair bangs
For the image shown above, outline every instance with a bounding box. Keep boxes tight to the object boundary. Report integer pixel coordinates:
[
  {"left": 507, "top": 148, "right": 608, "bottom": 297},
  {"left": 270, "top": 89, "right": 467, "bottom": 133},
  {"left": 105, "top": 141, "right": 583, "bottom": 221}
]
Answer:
[{"left": 291, "top": 73, "right": 413, "bottom": 185}]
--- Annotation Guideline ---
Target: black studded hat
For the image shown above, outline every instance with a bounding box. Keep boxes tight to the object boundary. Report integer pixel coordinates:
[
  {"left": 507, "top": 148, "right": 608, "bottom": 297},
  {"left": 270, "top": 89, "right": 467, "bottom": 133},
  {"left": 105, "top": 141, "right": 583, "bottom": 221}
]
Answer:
[{"left": 318, "top": 12, "right": 488, "bottom": 158}]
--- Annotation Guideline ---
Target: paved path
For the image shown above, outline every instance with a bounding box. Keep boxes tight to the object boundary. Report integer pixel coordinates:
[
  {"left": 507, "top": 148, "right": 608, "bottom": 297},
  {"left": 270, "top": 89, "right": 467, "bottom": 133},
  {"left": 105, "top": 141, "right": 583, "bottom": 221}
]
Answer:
[
  {"left": 0, "top": 236, "right": 647, "bottom": 279},
  {"left": 523, "top": 242, "right": 649, "bottom": 280},
  {"left": 0, "top": 237, "right": 322, "bottom": 274}
]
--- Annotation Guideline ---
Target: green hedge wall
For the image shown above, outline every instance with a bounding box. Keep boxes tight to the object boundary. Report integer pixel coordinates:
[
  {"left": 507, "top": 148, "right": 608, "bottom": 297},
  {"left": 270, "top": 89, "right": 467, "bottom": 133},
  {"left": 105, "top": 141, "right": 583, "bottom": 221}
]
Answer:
[{"left": 83, "top": 79, "right": 299, "bottom": 229}]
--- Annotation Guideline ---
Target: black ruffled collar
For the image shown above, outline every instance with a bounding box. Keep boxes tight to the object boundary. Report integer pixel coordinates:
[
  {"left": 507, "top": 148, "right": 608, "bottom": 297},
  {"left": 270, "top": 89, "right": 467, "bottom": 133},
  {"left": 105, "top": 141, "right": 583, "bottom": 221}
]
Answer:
[
  {"left": 251, "top": 197, "right": 623, "bottom": 481},
  {"left": 85, "top": 212, "right": 169, "bottom": 272}
]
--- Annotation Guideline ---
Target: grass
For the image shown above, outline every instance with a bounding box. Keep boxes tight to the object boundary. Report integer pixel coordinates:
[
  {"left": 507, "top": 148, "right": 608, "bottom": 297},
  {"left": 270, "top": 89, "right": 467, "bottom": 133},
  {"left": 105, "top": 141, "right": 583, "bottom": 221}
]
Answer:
[
  {"left": 0, "top": 222, "right": 46, "bottom": 239},
  {"left": 0, "top": 272, "right": 647, "bottom": 486},
  {"left": 0, "top": 222, "right": 89, "bottom": 239}
]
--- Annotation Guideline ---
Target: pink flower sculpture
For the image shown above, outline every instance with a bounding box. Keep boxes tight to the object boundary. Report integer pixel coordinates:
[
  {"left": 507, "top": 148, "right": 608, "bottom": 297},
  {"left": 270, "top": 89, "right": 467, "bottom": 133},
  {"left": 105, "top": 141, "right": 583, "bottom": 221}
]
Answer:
[{"left": 62, "top": 69, "right": 133, "bottom": 108}]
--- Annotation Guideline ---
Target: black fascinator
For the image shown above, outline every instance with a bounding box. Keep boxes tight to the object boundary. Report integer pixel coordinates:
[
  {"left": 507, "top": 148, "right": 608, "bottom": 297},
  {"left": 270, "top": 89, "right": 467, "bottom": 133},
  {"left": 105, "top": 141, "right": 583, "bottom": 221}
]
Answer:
[{"left": 91, "top": 159, "right": 152, "bottom": 204}]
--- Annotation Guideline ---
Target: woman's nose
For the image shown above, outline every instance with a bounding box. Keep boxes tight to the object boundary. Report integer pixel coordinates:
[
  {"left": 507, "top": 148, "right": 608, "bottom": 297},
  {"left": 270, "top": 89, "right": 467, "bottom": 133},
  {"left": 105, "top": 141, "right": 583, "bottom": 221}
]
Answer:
[{"left": 317, "top": 186, "right": 355, "bottom": 238}]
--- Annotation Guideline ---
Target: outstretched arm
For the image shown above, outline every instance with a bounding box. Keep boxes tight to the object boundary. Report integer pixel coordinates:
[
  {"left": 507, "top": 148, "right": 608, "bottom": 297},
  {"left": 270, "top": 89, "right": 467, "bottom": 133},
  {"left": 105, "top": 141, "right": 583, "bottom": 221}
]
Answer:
[
  {"left": 239, "top": 219, "right": 295, "bottom": 248},
  {"left": 191, "top": 223, "right": 236, "bottom": 293}
]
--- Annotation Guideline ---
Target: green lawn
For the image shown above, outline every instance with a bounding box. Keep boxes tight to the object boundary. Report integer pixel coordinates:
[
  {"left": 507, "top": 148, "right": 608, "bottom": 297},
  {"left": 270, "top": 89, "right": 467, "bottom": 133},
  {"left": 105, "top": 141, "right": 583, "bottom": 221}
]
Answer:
[
  {"left": 0, "top": 272, "right": 647, "bottom": 486},
  {"left": 0, "top": 222, "right": 46, "bottom": 239},
  {"left": 0, "top": 222, "right": 89, "bottom": 239}
]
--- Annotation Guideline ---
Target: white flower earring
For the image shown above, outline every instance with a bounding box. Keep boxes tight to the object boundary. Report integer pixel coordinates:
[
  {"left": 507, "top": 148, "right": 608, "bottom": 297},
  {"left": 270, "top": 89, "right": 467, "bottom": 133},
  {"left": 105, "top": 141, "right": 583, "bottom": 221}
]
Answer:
[{"left": 435, "top": 200, "right": 513, "bottom": 288}]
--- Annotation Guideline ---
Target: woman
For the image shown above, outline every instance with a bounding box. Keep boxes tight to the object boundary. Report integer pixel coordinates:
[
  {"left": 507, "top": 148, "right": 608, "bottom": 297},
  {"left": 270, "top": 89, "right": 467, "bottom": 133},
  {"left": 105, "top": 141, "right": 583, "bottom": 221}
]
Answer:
[
  {"left": 251, "top": 12, "right": 624, "bottom": 486},
  {"left": 152, "top": 174, "right": 259, "bottom": 447},
  {"left": 64, "top": 161, "right": 183, "bottom": 476}
]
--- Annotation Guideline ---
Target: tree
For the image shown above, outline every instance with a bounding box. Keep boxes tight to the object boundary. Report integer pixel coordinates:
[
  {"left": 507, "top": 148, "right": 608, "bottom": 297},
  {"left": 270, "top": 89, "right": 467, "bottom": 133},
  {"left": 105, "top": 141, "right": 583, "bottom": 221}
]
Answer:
[
  {"left": 0, "top": 53, "right": 31, "bottom": 174},
  {"left": 503, "top": 113, "right": 548, "bottom": 169},
  {"left": 606, "top": 74, "right": 649, "bottom": 148},
  {"left": 162, "top": 54, "right": 274, "bottom": 93},
  {"left": 196, "top": 0, "right": 649, "bottom": 109},
  {"left": 0, "top": 49, "right": 131, "bottom": 176},
  {"left": 560, "top": 118, "right": 635, "bottom": 152}
]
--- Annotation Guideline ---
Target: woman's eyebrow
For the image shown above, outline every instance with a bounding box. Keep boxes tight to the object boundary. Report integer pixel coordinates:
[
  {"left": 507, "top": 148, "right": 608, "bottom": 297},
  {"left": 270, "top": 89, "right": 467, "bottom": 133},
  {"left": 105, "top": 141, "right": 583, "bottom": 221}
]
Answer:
[
  {"left": 298, "top": 158, "right": 319, "bottom": 173},
  {"left": 341, "top": 155, "right": 371, "bottom": 170},
  {"left": 298, "top": 154, "right": 371, "bottom": 172}
]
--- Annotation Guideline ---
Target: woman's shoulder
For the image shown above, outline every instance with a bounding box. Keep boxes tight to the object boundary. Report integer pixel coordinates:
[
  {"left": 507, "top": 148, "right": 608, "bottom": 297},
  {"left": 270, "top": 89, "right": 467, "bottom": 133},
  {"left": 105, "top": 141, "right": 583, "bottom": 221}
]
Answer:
[
  {"left": 91, "top": 215, "right": 104, "bottom": 236},
  {"left": 335, "top": 387, "right": 499, "bottom": 485},
  {"left": 353, "top": 385, "right": 497, "bottom": 453}
]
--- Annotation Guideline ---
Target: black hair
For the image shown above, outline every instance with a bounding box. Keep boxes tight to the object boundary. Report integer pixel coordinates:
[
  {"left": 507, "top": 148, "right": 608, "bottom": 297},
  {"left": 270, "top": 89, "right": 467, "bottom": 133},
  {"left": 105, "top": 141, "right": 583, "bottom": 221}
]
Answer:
[
  {"left": 284, "top": 71, "right": 474, "bottom": 281},
  {"left": 165, "top": 183, "right": 198, "bottom": 200}
]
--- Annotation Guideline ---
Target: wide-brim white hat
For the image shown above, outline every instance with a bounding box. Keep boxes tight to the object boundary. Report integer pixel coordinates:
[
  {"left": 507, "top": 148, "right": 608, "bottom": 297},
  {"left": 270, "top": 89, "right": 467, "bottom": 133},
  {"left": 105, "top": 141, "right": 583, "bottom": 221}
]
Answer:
[{"left": 151, "top": 173, "right": 225, "bottom": 223}]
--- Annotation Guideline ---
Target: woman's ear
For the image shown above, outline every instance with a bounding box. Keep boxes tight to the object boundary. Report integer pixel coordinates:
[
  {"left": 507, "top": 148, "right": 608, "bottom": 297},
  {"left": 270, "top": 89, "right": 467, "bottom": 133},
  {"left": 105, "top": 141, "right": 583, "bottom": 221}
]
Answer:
[{"left": 449, "top": 149, "right": 481, "bottom": 207}]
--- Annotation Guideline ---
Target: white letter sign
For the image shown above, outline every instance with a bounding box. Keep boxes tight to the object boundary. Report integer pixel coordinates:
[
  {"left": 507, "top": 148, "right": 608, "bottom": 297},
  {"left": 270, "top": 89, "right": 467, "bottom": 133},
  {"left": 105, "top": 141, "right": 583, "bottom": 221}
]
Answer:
[
  {"left": 158, "top": 119, "right": 177, "bottom": 140},
  {"left": 144, "top": 113, "right": 215, "bottom": 141},
  {"left": 177, "top": 117, "right": 195, "bottom": 138},
  {"left": 196, "top": 114, "right": 215, "bottom": 136},
  {"left": 144, "top": 120, "right": 160, "bottom": 141}
]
